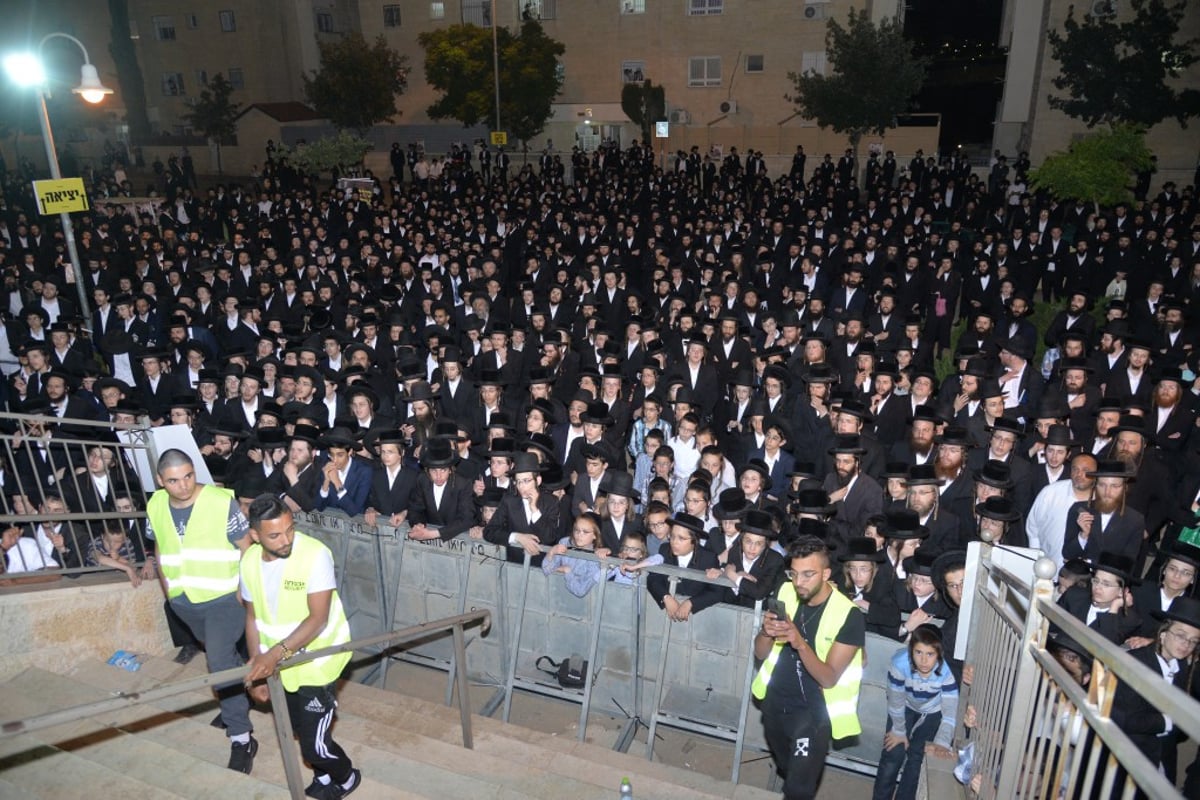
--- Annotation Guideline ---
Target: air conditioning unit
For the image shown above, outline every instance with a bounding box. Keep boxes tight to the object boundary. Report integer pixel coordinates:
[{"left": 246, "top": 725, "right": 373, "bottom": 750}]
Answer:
[
  {"left": 803, "top": 4, "right": 826, "bottom": 20},
  {"left": 718, "top": 99, "right": 738, "bottom": 115},
  {"left": 669, "top": 108, "right": 691, "bottom": 125},
  {"left": 1088, "top": 0, "right": 1117, "bottom": 16}
]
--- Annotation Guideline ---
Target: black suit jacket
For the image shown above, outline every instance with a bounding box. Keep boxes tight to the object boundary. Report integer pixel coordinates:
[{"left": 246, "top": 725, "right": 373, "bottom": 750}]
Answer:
[
  {"left": 1055, "top": 584, "right": 1141, "bottom": 645},
  {"left": 720, "top": 545, "right": 785, "bottom": 608},
  {"left": 483, "top": 490, "right": 562, "bottom": 563},
  {"left": 409, "top": 473, "right": 477, "bottom": 540},
  {"left": 366, "top": 464, "right": 419, "bottom": 517},
  {"left": 646, "top": 544, "right": 723, "bottom": 614},
  {"left": 1060, "top": 502, "right": 1144, "bottom": 566}
]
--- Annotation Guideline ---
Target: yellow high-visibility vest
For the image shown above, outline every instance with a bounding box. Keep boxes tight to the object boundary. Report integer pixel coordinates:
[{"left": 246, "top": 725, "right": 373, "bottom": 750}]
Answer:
[
  {"left": 240, "top": 531, "right": 351, "bottom": 691},
  {"left": 149, "top": 484, "right": 241, "bottom": 603},
  {"left": 751, "top": 581, "right": 863, "bottom": 739}
]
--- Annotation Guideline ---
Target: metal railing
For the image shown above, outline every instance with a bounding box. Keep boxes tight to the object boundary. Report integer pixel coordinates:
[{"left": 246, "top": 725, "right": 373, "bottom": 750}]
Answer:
[
  {"left": 0, "top": 412, "right": 154, "bottom": 579},
  {"left": 959, "top": 543, "right": 1197, "bottom": 799},
  {"left": 0, "top": 609, "right": 491, "bottom": 800}
]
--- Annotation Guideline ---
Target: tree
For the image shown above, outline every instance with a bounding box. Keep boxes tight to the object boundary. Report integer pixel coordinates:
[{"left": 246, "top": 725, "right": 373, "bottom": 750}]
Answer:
[
  {"left": 284, "top": 131, "right": 373, "bottom": 178},
  {"left": 1046, "top": 0, "right": 1200, "bottom": 129},
  {"left": 107, "top": 0, "right": 151, "bottom": 140},
  {"left": 786, "top": 9, "right": 926, "bottom": 181},
  {"left": 621, "top": 81, "right": 666, "bottom": 146},
  {"left": 184, "top": 74, "right": 242, "bottom": 174},
  {"left": 420, "top": 21, "right": 564, "bottom": 154},
  {"left": 303, "top": 33, "right": 409, "bottom": 134},
  {"left": 1028, "top": 123, "right": 1153, "bottom": 210}
]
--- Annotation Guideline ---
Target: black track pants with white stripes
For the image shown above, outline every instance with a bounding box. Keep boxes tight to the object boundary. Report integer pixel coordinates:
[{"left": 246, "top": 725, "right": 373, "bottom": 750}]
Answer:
[{"left": 284, "top": 683, "right": 354, "bottom": 785}]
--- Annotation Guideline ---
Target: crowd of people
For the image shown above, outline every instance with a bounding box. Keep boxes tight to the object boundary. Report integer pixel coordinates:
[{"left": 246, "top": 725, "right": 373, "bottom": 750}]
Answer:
[{"left": 1, "top": 135, "right": 1199, "bottom": 798}]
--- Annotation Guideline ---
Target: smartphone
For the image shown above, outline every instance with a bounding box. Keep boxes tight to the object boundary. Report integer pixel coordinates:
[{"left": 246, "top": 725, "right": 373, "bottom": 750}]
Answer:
[{"left": 765, "top": 598, "right": 787, "bottom": 620}]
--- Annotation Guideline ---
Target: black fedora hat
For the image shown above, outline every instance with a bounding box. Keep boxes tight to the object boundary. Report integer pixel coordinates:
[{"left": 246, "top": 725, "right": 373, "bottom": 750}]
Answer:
[
  {"left": 1108, "top": 414, "right": 1149, "bottom": 439},
  {"left": 884, "top": 509, "right": 930, "bottom": 540},
  {"left": 838, "top": 537, "right": 887, "bottom": 563},
  {"left": 713, "top": 488, "right": 748, "bottom": 520},
  {"left": 999, "top": 337, "right": 1034, "bottom": 361},
  {"left": 598, "top": 469, "right": 641, "bottom": 503},
  {"left": 837, "top": 398, "right": 874, "bottom": 423},
  {"left": 1154, "top": 595, "right": 1200, "bottom": 629},
  {"left": 973, "top": 460, "right": 1015, "bottom": 490},
  {"left": 320, "top": 426, "right": 358, "bottom": 450},
  {"left": 510, "top": 451, "right": 541, "bottom": 475},
  {"left": 421, "top": 437, "right": 458, "bottom": 468},
  {"left": 581, "top": 401, "right": 615, "bottom": 426},
  {"left": 975, "top": 496, "right": 1022, "bottom": 523},
  {"left": 1092, "top": 550, "right": 1140, "bottom": 585},
  {"left": 1160, "top": 540, "right": 1200, "bottom": 571},
  {"left": 1039, "top": 424, "right": 1075, "bottom": 448},
  {"left": 790, "top": 488, "right": 836, "bottom": 516},
  {"left": 523, "top": 431, "right": 556, "bottom": 460},
  {"left": 539, "top": 462, "right": 570, "bottom": 491},
  {"left": 908, "top": 404, "right": 944, "bottom": 426},
  {"left": 739, "top": 459, "right": 774, "bottom": 491},
  {"left": 827, "top": 434, "right": 867, "bottom": 456},
  {"left": 290, "top": 423, "right": 323, "bottom": 446},
  {"left": 936, "top": 426, "right": 974, "bottom": 448},
  {"left": 405, "top": 380, "right": 441, "bottom": 403},
  {"left": 1086, "top": 460, "right": 1133, "bottom": 480},
  {"left": 486, "top": 437, "right": 518, "bottom": 459},
  {"left": 905, "top": 464, "right": 945, "bottom": 486},
  {"left": 580, "top": 440, "right": 614, "bottom": 463},
  {"left": 669, "top": 512, "right": 707, "bottom": 537},
  {"left": 986, "top": 416, "right": 1025, "bottom": 437},
  {"left": 741, "top": 509, "right": 776, "bottom": 538},
  {"left": 902, "top": 549, "right": 939, "bottom": 578}
]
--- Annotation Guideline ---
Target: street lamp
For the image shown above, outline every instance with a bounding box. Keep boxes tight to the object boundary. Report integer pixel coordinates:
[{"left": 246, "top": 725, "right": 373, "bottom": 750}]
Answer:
[{"left": 4, "top": 33, "right": 114, "bottom": 329}]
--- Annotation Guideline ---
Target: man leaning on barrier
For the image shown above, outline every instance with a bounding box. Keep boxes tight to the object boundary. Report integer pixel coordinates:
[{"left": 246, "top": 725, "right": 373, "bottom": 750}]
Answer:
[
  {"left": 753, "top": 534, "right": 865, "bottom": 800},
  {"left": 145, "top": 448, "right": 258, "bottom": 773}
]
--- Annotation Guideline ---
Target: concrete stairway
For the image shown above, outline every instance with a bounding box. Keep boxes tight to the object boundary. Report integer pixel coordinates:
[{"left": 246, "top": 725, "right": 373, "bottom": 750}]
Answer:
[{"left": 0, "top": 656, "right": 778, "bottom": 799}]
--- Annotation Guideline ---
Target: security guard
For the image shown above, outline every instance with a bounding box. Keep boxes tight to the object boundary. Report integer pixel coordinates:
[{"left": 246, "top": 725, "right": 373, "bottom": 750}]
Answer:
[
  {"left": 147, "top": 449, "right": 256, "bottom": 772},
  {"left": 241, "top": 494, "right": 359, "bottom": 799},
  {"left": 753, "top": 535, "right": 865, "bottom": 800}
]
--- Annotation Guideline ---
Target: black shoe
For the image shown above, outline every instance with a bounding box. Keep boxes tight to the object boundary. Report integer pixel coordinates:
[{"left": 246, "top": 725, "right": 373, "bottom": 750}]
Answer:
[
  {"left": 305, "top": 777, "right": 328, "bottom": 799},
  {"left": 227, "top": 736, "right": 258, "bottom": 774},
  {"left": 173, "top": 644, "right": 200, "bottom": 664},
  {"left": 322, "top": 768, "right": 361, "bottom": 799}
]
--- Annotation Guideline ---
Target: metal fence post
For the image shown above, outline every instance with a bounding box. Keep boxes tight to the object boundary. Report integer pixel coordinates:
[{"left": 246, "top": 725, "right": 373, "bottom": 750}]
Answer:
[
  {"left": 992, "top": 556, "right": 1059, "bottom": 796},
  {"left": 266, "top": 673, "right": 306, "bottom": 800}
]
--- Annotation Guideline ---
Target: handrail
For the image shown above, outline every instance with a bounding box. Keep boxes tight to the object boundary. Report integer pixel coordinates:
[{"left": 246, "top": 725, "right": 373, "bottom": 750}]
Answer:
[{"left": 0, "top": 609, "right": 492, "bottom": 800}]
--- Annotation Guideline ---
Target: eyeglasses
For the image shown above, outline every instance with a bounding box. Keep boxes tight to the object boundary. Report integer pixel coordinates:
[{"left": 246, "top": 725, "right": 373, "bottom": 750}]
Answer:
[
  {"left": 1090, "top": 578, "right": 1122, "bottom": 589},
  {"left": 647, "top": 520, "right": 669, "bottom": 529},
  {"left": 514, "top": 476, "right": 537, "bottom": 485},
  {"left": 1166, "top": 629, "right": 1200, "bottom": 648},
  {"left": 785, "top": 569, "right": 821, "bottom": 582},
  {"left": 1165, "top": 565, "right": 1196, "bottom": 578}
]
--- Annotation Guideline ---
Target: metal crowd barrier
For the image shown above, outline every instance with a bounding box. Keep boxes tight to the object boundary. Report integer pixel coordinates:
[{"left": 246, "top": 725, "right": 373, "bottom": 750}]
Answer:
[
  {"left": 0, "top": 412, "right": 153, "bottom": 580},
  {"left": 959, "top": 542, "right": 1198, "bottom": 799},
  {"left": 292, "top": 510, "right": 894, "bottom": 783}
]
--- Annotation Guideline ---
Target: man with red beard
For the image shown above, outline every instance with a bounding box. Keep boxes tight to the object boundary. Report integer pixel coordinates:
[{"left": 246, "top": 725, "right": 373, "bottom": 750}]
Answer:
[
  {"left": 932, "top": 427, "right": 975, "bottom": 531},
  {"left": 1109, "top": 414, "right": 1173, "bottom": 552},
  {"left": 890, "top": 405, "right": 941, "bottom": 466},
  {"left": 1149, "top": 368, "right": 1195, "bottom": 462},
  {"left": 1061, "top": 460, "right": 1144, "bottom": 566}
]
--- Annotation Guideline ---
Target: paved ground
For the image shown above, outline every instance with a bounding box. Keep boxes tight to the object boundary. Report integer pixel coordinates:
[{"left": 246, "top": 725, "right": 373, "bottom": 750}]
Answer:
[{"left": 384, "top": 659, "right": 876, "bottom": 799}]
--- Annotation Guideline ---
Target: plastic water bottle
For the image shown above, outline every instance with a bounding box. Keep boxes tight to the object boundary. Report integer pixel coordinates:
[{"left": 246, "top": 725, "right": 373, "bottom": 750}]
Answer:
[{"left": 619, "top": 776, "right": 633, "bottom": 799}]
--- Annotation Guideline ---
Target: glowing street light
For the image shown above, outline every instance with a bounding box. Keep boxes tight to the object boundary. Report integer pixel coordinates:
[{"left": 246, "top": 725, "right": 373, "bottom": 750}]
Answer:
[{"left": 3, "top": 33, "right": 113, "bottom": 325}]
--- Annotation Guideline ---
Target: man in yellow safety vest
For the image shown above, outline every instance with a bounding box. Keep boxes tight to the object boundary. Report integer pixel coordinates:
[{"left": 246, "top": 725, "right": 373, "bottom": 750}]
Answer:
[
  {"left": 147, "top": 449, "right": 257, "bottom": 772},
  {"left": 242, "top": 494, "right": 359, "bottom": 799},
  {"left": 752, "top": 534, "right": 865, "bottom": 800}
]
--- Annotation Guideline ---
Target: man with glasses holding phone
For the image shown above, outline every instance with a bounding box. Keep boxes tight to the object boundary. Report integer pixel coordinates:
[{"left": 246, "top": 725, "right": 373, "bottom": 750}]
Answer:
[{"left": 751, "top": 535, "right": 865, "bottom": 800}]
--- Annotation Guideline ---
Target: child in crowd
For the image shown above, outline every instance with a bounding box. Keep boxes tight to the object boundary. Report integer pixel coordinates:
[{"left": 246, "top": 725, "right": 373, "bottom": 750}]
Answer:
[{"left": 542, "top": 511, "right": 603, "bottom": 597}]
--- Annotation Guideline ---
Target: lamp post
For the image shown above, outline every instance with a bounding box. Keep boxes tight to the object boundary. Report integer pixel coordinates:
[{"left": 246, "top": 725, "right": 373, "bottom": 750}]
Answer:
[{"left": 4, "top": 33, "right": 113, "bottom": 331}]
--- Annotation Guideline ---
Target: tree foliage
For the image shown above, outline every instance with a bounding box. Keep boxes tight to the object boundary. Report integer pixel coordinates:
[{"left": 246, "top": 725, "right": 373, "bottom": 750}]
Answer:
[
  {"left": 184, "top": 73, "right": 242, "bottom": 174},
  {"left": 107, "top": 0, "right": 151, "bottom": 140},
  {"left": 787, "top": 10, "right": 926, "bottom": 157},
  {"left": 1046, "top": 0, "right": 1200, "bottom": 128},
  {"left": 621, "top": 81, "right": 666, "bottom": 145},
  {"left": 302, "top": 33, "right": 409, "bottom": 134},
  {"left": 285, "top": 131, "right": 373, "bottom": 177},
  {"left": 1028, "top": 123, "right": 1153, "bottom": 207},
  {"left": 419, "top": 21, "right": 564, "bottom": 146}
]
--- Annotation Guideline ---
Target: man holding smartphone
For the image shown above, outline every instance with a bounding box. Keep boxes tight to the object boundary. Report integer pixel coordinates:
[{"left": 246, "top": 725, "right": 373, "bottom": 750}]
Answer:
[{"left": 752, "top": 535, "right": 865, "bottom": 800}]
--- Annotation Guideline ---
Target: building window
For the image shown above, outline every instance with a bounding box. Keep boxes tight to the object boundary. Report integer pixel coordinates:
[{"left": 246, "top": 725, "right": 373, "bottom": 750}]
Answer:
[
  {"left": 746, "top": 54, "right": 764, "bottom": 73},
  {"left": 153, "top": 16, "right": 177, "bottom": 41},
  {"left": 687, "top": 56, "right": 721, "bottom": 87},
  {"left": 431, "top": 2, "right": 446, "bottom": 19},
  {"left": 688, "top": 0, "right": 722, "bottom": 15},
  {"left": 161, "top": 72, "right": 185, "bottom": 96},
  {"left": 519, "top": 0, "right": 556, "bottom": 20},
  {"left": 800, "top": 51, "right": 827, "bottom": 76},
  {"left": 384, "top": 4, "right": 402, "bottom": 26},
  {"left": 462, "top": 0, "right": 490, "bottom": 26},
  {"left": 316, "top": 11, "right": 334, "bottom": 32},
  {"left": 185, "top": 13, "right": 199, "bottom": 29},
  {"left": 228, "top": 68, "right": 245, "bottom": 89},
  {"left": 219, "top": 10, "right": 236, "bottom": 31},
  {"left": 621, "top": 0, "right": 645, "bottom": 13},
  {"left": 195, "top": 69, "right": 208, "bottom": 87}
]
